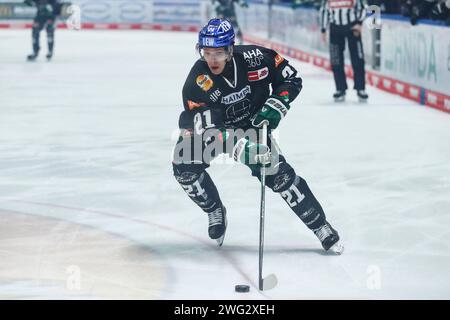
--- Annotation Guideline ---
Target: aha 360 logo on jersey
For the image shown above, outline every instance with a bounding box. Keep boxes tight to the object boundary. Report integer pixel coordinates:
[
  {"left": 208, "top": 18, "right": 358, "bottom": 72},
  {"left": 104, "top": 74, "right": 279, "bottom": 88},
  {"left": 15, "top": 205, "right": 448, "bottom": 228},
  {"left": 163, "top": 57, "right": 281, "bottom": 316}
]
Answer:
[
  {"left": 243, "top": 49, "right": 264, "bottom": 67},
  {"left": 328, "top": 0, "right": 356, "bottom": 9}
]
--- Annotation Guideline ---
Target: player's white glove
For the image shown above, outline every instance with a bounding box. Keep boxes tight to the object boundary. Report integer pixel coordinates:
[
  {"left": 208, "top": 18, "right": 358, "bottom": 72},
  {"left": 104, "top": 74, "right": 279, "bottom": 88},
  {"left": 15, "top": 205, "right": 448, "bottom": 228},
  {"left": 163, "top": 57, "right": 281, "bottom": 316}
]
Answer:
[{"left": 233, "top": 138, "right": 271, "bottom": 170}]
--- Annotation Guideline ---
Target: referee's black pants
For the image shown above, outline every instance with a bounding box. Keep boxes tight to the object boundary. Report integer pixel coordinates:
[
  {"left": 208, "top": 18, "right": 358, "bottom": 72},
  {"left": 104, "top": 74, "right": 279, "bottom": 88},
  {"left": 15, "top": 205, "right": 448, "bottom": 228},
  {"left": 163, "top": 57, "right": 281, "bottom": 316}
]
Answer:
[
  {"left": 329, "top": 23, "right": 366, "bottom": 92},
  {"left": 31, "top": 15, "right": 56, "bottom": 55}
]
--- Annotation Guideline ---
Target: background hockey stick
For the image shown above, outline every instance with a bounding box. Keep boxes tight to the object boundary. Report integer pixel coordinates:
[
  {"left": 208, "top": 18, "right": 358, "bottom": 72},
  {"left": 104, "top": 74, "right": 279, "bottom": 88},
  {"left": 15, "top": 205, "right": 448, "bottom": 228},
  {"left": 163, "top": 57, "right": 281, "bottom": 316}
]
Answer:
[{"left": 258, "top": 122, "right": 278, "bottom": 291}]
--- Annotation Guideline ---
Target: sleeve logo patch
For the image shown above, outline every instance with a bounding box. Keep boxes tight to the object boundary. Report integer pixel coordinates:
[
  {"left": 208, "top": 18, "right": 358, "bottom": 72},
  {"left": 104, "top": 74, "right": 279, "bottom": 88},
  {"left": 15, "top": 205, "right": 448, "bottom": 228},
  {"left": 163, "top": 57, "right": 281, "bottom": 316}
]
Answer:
[
  {"left": 196, "top": 74, "right": 214, "bottom": 92},
  {"left": 275, "top": 54, "right": 285, "bottom": 68},
  {"left": 248, "top": 67, "right": 269, "bottom": 82}
]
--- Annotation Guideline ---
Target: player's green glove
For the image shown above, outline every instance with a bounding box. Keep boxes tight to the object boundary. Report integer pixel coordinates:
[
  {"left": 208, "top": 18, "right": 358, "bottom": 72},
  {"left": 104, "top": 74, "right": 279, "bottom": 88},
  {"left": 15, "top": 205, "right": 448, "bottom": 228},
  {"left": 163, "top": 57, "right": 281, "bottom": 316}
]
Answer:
[
  {"left": 252, "top": 95, "right": 290, "bottom": 129},
  {"left": 233, "top": 138, "right": 271, "bottom": 171}
]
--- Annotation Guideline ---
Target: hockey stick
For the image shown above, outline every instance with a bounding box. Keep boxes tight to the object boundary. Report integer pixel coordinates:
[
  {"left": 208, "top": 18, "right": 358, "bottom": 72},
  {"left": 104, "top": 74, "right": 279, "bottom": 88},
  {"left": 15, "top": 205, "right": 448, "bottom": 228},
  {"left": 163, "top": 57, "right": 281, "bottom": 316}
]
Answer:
[
  {"left": 258, "top": 122, "right": 278, "bottom": 291},
  {"left": 268, "top": 131, "right": 283, "bottom": 156}
]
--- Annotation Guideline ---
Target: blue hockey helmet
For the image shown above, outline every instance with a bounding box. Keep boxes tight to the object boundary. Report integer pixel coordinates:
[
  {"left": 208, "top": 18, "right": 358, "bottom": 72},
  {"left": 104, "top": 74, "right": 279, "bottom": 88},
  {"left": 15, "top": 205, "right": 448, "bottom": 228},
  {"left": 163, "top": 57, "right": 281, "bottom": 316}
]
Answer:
[{"left": 198, "top": 18, "right": 235, "bottom": 49}]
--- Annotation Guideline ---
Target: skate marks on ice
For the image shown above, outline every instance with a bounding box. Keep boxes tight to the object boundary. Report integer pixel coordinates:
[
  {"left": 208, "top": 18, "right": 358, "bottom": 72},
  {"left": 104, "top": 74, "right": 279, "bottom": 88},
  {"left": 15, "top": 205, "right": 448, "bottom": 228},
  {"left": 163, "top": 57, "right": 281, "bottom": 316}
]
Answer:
[
  {"left": 0, "top": 200, "right": 276, "bottom": 299},
  {"left": 0, "top": 208, "right": 167, "bottom": 299}
]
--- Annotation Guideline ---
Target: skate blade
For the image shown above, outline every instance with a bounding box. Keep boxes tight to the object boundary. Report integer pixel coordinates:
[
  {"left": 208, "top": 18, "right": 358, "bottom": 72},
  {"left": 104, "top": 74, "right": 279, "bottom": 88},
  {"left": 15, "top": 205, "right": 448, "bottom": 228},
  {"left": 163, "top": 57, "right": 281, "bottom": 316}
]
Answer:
[
  {"left": 334, "top": 97, "right": 345, "bottom": 102},
  {"left": 358, "top": 97, "right": 368, "bottom": 103},
  {"left": 215, "top": 216, "right": 227, "bottom": 247},
  {"left": 216, "top": 234, "right": 225, "bottom": 247},
  {"left": 260, "top": 273, "right": 277, "bottom": 291},
  {"left": 329, "top": 241, "right": 344, "bottom": 255}
]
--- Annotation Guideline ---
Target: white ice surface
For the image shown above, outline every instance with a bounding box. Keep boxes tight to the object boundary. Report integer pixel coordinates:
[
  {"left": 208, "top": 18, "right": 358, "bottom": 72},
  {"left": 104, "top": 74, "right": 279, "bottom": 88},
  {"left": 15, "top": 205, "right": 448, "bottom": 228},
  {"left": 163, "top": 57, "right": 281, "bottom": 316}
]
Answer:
[{"left": 0, "top": 30, "right": 450, "bottom": 299}]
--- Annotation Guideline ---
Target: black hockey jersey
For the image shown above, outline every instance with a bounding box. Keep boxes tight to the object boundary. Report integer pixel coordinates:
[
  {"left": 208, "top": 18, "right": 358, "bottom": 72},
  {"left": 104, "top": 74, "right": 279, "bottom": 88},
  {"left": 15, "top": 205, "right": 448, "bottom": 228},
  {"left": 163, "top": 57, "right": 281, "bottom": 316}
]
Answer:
[{"left": 179, "top": 45, "right": 302, "bottom": 132}]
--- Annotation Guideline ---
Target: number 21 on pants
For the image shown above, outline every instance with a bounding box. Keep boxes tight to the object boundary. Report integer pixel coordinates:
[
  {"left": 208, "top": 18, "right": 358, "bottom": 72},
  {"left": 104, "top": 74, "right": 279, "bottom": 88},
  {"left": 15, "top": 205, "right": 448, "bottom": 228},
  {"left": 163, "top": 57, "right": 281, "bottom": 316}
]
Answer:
[{"left": 280, "top": 184, "right": 305, "bottom": 207}]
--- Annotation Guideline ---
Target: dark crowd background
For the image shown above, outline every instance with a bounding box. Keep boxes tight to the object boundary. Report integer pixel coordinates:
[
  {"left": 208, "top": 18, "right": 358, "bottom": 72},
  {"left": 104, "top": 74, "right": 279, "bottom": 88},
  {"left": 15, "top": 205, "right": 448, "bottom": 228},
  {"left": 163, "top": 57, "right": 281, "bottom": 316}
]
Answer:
[{"left": 273, "top": 0, "right": 450, "bottom": 25}]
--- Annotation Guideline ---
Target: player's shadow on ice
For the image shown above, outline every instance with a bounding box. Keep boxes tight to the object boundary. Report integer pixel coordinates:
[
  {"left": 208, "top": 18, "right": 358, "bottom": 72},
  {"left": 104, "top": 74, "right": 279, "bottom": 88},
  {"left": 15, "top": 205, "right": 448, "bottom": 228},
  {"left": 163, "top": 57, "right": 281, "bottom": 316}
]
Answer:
[
  {"left": 221, "top": 245, "right": 338, "bottom": 256},
  {"left": 152, "top": 243, "right": 336, "bottom": 257}
]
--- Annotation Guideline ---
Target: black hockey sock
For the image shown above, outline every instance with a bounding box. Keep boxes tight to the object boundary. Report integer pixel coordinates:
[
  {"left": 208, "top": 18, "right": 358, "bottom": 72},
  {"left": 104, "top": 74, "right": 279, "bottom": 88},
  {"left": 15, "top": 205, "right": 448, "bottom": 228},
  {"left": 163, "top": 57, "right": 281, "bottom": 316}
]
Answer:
[
  {"left": 46, "top": 25, "right": 55, "bottom": 54},
  {"left": 32, "top": 27, "right": 40, "bottom": 55},
  {"left": 279, "top": 176, "right": 327, "bottom": 231},
  {"left": 174, "top": 166, "right": 223, "bottom": 213},
  {"left": 251, "top": 156, "right": 327, "bottom": 231}
]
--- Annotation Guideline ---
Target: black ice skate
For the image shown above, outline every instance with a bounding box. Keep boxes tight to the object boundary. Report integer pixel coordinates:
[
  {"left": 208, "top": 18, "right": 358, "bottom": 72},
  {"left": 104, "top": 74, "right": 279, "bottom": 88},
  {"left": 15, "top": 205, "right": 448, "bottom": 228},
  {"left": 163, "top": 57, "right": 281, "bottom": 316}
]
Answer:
[
  {"left": 314, "top": 222, "right": 344, "bottom": 255},
  {"left": 357, "top": 90, "right": 368, "bottom": 102},
  {"left": 46, "top": 52, "right": 53, "bottom": 61},
  {"left": 207, "top": 206, "right": 227, "bottom": 246},
  {"left": 27, "top": 53, "right": 38, "bottom": 61},
  {"left": 333, "top": 91, "right": 346, "bottom": 102}
]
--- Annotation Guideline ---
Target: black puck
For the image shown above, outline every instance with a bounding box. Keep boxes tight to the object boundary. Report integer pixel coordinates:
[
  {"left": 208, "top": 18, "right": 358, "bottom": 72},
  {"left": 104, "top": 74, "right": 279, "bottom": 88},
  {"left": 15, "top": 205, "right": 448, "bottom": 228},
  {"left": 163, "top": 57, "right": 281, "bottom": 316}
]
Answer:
[{"left": 235, "top": 284, "right": 250, "bottom": 293}]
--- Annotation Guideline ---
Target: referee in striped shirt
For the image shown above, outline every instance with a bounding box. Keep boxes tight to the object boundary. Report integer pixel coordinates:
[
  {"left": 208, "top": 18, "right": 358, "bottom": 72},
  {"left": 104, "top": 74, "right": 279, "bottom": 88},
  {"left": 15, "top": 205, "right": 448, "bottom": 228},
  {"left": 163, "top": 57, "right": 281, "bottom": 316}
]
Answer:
[{"left": 320, "top": 0, "right": 369, "bottom": 102}]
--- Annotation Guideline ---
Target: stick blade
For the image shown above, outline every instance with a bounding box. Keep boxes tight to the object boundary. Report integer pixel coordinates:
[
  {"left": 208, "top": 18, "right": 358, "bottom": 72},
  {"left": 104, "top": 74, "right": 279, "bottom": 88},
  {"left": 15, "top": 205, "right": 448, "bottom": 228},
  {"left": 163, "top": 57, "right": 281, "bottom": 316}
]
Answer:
[{"left": 260, "top": 273, "right": 277, "bottom": 291}]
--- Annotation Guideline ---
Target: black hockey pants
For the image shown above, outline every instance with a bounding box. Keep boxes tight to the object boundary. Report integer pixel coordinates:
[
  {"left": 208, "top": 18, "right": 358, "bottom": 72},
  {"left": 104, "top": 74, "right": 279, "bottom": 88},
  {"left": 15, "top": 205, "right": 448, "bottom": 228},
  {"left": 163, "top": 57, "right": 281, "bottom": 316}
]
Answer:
[{"left": 31, "top": 15, "right": 56, "bottom": 55}]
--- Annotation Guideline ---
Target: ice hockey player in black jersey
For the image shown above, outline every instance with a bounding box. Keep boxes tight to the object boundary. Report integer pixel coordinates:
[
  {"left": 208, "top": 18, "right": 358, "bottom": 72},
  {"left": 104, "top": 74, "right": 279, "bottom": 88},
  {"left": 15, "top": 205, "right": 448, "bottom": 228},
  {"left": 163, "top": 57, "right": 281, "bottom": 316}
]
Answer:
[
  {"left": 211, "top": 0, "right": 248, "bottom": 44},
  {"left": 172, "top": 18, "right": 344, "bottom": 254},
  {"left": 24, "top": 0, "right": 62, "bottom": 61}
]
